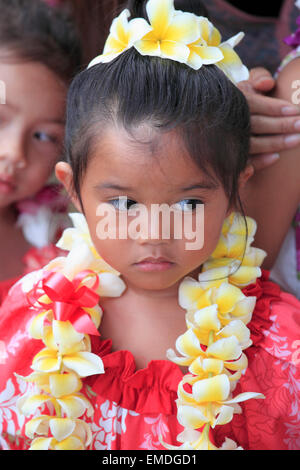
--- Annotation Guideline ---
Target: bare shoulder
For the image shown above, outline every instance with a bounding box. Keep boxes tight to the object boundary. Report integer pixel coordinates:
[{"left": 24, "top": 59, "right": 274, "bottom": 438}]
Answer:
[{"left": 275, "top": 56, "right": 300, "bottom": 102}]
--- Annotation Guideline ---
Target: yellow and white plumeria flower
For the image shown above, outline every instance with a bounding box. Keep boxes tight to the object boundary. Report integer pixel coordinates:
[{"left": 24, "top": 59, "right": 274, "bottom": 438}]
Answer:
[
  {"left": 186, "top": 16, "right": 224, "bottom": 69},
  {"left": 56, "top": 212, "right": 126, "bottom": 296},
  {"left": 16, "top": 316, "right": 104, "bottom": 449},
  {"left": 87, "top": 0, "right": 249, "bottom": 84},
  {"left": 166, "top": 212, "right": 265, "bottom": 450},
  {"left": 187, "top": 16, "right": 249, "bottom": 82},
  {"left": 17, "top": 212, "right": 127, "bottom": 450},
  {"left": 215, "top": 32, "right": 249, "bottom": 83},
  {"left": 88, "top": 9, "right": 152, "bottom": 67},
  {"left": 176, "top": 373, "right": 263, "bottom": 429},
  {"left": 133, "top": 0, "right": 199, "bottom": 64},
  {"left": 202, "top": 213, "right": 267, "bottom": 287},
  {"left": 27, "top": 417, "right": 92, "bottom": 450},
  {"left": 56, "top": 213, "right": 118, "bottom": 275}
]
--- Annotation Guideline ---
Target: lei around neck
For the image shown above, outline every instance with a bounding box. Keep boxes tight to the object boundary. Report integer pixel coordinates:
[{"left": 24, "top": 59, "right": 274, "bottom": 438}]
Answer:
[{"left": 16, "top": 211, "right": 266, "bottom": 450}]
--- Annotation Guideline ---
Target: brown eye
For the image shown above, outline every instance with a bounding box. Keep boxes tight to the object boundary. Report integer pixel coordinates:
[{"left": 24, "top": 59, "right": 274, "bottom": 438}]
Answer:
[
  {"left": 109, "top": 198, "right": 138, "bottom": 211},
  {"left": 174, "top": 199, "right": 204, "bottom": 211},
  {"left": 34, "top": 131, "right": 57, "bottom": 143}
]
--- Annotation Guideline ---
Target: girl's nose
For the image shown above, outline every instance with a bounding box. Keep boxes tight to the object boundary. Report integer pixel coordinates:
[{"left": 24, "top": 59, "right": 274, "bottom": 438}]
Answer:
[{"left": 134, "top": 205, "right": 172, "bottom": 246}]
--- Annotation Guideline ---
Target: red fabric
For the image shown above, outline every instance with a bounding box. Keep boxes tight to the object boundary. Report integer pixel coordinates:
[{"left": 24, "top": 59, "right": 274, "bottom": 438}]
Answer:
[
  {"left": 0, "top": 277, "right": 21, "bottom": 306},
  {"left": 0, "top": 270, "right": 299, "bottom": 450},
  {"left": 0, "top": 245, "right": 65, "bottom": 305}
]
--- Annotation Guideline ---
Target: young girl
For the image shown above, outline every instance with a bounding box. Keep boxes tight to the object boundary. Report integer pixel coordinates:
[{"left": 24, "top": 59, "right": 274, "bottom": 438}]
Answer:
[
  {"left": 0, "top": 0, "right": 299, "bottom": 451},
  {"left": 0, "top": 0, "right": 82, "bottom": 303}
]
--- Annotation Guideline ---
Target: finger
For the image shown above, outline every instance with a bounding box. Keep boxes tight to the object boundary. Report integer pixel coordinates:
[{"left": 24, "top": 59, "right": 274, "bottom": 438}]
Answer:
[
  {"left": 245, "top": 92, "right": 300, "bottom": 117},
  {"left": 249, "top": 153, "right": 280, "bottom": 172},
  {"left": 251, "top": 114, "right": 300, "bottom": 135},
  {"left": 249, "top": 67, "right": 275, "bottom": 92},
  {"left": 250, "top": 134, "right": 300, "bottom": 155},
  {"left": 237, "top": 80, "right": 254, "bottom": 94}
]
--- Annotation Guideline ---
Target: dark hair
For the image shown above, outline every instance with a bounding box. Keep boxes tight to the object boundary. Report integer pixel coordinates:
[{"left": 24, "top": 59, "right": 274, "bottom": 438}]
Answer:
[
  {"left": 65, "top": 1, "right": 250, "bottom": 215},
  {"left": 65, "top": 3, "right": 250, "bottom": 213},
  {"left": 65, "top": 62, "right": 250, "bottom": 210},
  {"left": 0, "top": 0, "right": 82, "bottom": 82}
]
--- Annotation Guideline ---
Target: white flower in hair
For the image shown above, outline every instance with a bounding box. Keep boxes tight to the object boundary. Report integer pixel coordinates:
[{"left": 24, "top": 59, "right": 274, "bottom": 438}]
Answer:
[
  {"left": 88, "top": 9, "right": 152, "bottom": 67},
  {"left": 133, "top": 0, "right": 200, "bottom": 64},
  {"left": 88, "top": 0, "right": 249, "bottom": 84},
  {"left": 216, "top": 32, "right": 249, "bottom": 83},
  {"left": 186, "top": 16, "right": 249, "bottom": 82}
]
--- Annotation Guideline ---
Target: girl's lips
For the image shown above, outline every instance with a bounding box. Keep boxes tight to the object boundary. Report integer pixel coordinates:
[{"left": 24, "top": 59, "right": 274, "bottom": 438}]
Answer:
[
  {"left": 134, "top": 260, "right": 175, "bottom": 272},
  {"left": 0, "top": 179, "right": 16, "bottom": 194}
]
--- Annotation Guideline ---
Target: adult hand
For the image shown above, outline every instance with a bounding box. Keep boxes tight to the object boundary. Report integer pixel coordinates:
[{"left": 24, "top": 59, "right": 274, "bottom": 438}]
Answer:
[{"left": 238, "top": 67, "right": 300, "bottom": 171}]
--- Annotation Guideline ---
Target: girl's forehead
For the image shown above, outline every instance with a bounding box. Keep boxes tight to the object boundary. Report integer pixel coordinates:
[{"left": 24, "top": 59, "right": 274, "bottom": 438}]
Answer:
[
  {"left": 0, "top": 59, "right": 66, "bottom": 119},
  {"left": 89, "top": 125, "right": 208, "bottom": 184}
]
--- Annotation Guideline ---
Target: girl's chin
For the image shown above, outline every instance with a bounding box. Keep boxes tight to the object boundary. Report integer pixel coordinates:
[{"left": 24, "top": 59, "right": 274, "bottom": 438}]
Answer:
[
  {"left": 124, "top": 271, "right": 185, "bottom": 293},
  {"left": 0, "top": 197, "right": 17, "bottom": 211}
]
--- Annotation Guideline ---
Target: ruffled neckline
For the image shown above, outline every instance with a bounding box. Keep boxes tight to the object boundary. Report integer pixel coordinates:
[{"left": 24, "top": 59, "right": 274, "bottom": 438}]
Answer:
[{"left": 87, "top": 336, "right": 183, "bottom": 415}]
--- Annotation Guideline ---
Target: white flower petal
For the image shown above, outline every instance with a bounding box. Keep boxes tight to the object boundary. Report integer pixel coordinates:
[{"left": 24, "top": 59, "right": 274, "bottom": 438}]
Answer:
[
  {"left": 62, "top": 351, "right": 104, "bottom": 377},
  {"left": 224, "top": 32, "right": 245, "bottom": 49},
  {"left": 128, "top": 18, "right": 153, "bottom": 43},
  {"left": 146, "top": 0, "right": 174, "bottom": 38},
  {"left": 109, "top": 9, "right": 130, "bottom": 43},
  {"left": 97, "top": 273, "right": 126, "bottom": 297},
  {"left": 49, "top": 418, "right": 76, "bottom": 442}
]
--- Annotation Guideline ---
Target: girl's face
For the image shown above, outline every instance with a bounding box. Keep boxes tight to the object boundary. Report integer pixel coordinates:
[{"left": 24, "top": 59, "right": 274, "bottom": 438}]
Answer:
[
  {"left": 0, "top": 57, "right": 67, "bottom": 209},
  {"left": 57, "top": 125, "right": 242, "bottom": 296}
]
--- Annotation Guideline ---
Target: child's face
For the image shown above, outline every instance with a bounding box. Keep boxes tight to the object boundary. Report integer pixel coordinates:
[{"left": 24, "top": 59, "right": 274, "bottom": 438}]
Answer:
[
  {"left": 58, "top": 125, "right": 234, "bottom": 295},
  {"left": 0, "top": 58, "right": 66, "bottom": 209}
]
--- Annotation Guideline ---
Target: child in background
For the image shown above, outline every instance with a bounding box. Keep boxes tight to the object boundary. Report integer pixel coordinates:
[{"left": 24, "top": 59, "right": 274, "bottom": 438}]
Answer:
[
  {"left": 0, "top": 0, "right": 82, "bottom": 303},
  {"left": 0, "top": 0, "right": 299, "bottom": 451}
]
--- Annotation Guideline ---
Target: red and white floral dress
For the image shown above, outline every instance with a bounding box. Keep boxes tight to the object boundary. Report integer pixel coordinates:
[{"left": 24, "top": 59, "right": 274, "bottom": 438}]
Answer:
[{"left": 0, "top": 270, "right": 299, "bottom": 450}]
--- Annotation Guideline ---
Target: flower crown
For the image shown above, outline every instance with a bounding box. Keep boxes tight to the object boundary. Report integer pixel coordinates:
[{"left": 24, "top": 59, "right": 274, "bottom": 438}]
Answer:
[{"left": 88, "top": 0, "right": 249, "bottom": 84}]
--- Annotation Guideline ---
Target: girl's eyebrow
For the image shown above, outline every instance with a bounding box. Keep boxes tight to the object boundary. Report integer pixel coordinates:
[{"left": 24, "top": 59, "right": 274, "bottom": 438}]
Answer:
[
  {"left": 94, "top": 181, "right": 218, "bottom": 192},
  {"left": 94, "top": 183, "right": 132, "bottom": 191},
  {"left": 42, "top": 118, "right": 66, "bottom": 125},
  {"left": 2, "top": 100, "right": 65, "bottom": 125},
  {"left": 181, "top": 182, "right": 219, "bottom": 191}
]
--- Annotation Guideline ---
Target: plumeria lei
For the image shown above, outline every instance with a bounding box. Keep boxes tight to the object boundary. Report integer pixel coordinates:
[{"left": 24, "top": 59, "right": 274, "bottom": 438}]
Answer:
[
  {"left": 15, "top": 210, "right": 266, "bottom": 450},
  {"left": 164, "top": 213, "right": 266, "bottom": 450},
  {"left": 15, "top": 213, "right": 126, "bottom": 450},
  {"left": 88, "top": 0, "right": 249, "bottom": 84}
]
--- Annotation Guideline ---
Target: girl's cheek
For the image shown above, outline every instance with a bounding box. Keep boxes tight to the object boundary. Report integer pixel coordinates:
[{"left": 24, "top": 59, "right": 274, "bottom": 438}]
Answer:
[
  {"left": 94, "top": 239, "right": 126, "bottom": 269},
  {"left": 18, "top": 161, "right": 54, "bottom": 198}
]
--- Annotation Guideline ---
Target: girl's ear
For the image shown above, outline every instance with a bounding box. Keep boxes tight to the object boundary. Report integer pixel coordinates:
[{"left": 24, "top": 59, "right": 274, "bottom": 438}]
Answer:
[
  {"left": 226, "top": 163, "right": 254, "bottom": 217},
  {"left": 55, "top": 161, "right": 82, "bottom": 213},
  {"left": 239, "top": 163, "right": 254, "bottom": 191}
]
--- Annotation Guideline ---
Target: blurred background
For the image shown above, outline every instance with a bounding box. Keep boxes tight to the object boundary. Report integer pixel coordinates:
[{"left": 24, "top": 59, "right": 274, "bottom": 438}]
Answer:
[{"left": 46, "top": 0, "right": 126, "bottom": 66}]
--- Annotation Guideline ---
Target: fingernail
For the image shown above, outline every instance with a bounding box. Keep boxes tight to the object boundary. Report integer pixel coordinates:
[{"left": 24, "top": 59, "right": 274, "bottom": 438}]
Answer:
[
  {"left": 255, "top": 76, "right": 273, "bottom": 85},
  {"left": 295, "top": 120, "right": 300, "bottom": 131},
  {"left": 282, "top": 106, "right": 300, "bottom": 115},
  {"left": 285, "top": 134, "right": 300, "bottom": 146},
  {"left": 265, "top": 153, "right": 280, "bottom": 163}
]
